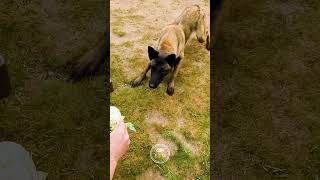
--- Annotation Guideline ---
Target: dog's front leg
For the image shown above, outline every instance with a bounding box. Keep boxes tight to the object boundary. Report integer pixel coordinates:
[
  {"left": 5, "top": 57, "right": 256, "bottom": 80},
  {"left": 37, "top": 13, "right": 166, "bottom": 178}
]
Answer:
[
  {"left": 167, "top": 61, "right": 182, "bottom": 96},
  {"left": 131, "top": 62, "right": 151, "bottom": 87}
]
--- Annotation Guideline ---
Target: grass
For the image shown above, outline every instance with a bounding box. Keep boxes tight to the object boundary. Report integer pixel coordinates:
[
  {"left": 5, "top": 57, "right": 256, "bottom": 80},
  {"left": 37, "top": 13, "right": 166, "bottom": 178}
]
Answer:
[
  {"left": 0, "top": 0, "right": 107, "bottom": 179},
  {"left": 213, "top": 0, "right": 320, "bottom": 178},
  {"left": 112, "top": 27, "right": 126, "bottom": 37},
  {"left": 110, "top": 0, "right": 210, "bottom": 178}
]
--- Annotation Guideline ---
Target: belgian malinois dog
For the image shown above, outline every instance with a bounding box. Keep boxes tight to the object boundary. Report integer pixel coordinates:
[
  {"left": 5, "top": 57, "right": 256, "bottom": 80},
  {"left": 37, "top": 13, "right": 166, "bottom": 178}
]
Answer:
[{"left": 131, "top": 5, "right": 210, "bottom": 96}]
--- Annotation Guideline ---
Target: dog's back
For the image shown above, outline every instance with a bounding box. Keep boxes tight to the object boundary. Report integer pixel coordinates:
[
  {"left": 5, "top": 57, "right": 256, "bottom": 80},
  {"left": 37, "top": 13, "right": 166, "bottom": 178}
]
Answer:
[
  {"left": 157, "top": 25, "right": 186, "bottom": 57},
  {"left": 172, "top": 5, "right": 206, "bottom": 42},
  {"left": 173, "top": 5, "right": 201, "bottom": 27}
]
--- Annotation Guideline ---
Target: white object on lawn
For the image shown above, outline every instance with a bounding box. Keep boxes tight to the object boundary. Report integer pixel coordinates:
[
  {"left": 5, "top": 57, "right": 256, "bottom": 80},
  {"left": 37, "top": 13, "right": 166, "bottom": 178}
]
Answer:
[
  {"left": 150, "top": 144, "right": 170, "bottom": 164},
  {"left": 110, "top": 106, "right": 124, "bottom": 132}
]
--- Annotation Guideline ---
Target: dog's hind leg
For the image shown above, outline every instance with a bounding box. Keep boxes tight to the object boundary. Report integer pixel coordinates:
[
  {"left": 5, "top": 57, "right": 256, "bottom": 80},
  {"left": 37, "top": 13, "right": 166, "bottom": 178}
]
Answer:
[
  {"left": 131, "top": 62, "right": 151, "bottom": 87},
  {"left": 196, "top": 14, "right": 206, "bottom": 44},
  {"left": 196, "top": 12, "right": 210, "bottom": 51}
]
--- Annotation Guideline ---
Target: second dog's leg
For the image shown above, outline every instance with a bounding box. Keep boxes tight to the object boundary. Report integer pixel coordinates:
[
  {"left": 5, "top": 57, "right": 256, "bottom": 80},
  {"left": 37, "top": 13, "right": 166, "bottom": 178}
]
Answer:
[
  {"left": 131, "top": 62, "right": 151, "bottom": 87},
  {"left": 167, "top": 60, "right": 182, "bottom": 96}
]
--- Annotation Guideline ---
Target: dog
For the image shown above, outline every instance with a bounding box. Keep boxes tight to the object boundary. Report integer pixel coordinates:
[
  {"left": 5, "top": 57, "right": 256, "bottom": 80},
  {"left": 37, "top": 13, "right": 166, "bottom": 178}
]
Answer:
[{"left": 131, "top": 5, "right": 210, "bottom": 96}]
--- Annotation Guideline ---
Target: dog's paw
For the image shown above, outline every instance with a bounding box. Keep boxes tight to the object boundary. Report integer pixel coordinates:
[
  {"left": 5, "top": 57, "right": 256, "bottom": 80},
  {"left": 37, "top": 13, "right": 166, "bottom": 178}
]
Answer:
[
  {"left": 131, "top": 79, "right": 143, "bottom": 87},
  {"left": 166, "top": 87, "right": 174, "bottom": 96}
]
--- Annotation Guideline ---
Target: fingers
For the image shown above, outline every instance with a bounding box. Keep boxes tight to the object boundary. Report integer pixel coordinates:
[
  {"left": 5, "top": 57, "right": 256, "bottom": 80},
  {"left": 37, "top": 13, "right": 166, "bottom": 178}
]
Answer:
[
  {"left": 119, "top": 122, "right": 130, "bottom": 144},
  {"left": 110, "top": 121, "right": 125, "bottom": 137},
  {"left": 118, "top": 121, "right": 126, "bottom": 130},
  {"left": 118, "top": 122, "right": 130, "bottom": 138},
  {"left": 111, "top": 121, "right": 130, "bottom": 146}
]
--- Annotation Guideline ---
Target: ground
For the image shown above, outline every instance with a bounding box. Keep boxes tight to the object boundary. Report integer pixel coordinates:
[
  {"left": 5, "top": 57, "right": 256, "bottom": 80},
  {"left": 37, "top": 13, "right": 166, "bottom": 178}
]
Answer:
[
  {"left": 110, "top": 0, "right": 210, "bottom": 179},
  {"left": 213, "top": 0, "right": 320, "bottom": 178},
  {"left": 0, "top": 0, "right": 107, "bottom": 179}
]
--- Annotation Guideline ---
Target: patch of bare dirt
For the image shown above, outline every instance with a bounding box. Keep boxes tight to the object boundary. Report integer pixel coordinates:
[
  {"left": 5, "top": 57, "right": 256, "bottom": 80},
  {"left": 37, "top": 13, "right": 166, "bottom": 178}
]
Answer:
[
  {"left": 176, "top": 118, "right": 185, "bottom": 128},
  {"left": 146, "top": 111, "right": 169, "bottom": 127},
  {"left": 110, "top": 0, "right": 210, "bottom": 60},
  {"left": 111, "top": 23, "right": 142, "bottom": 45},
  {"left": 172, "top": 131, "right": 201, "bottom": 156},
  {"left": 137, "top": 168, "right": 165, "bottom": 180},
  {"left": 145, "top": 111, "right": 178, "bottom": 155},
  {"left": 111, "top": 0, "right": 136, "bottom": 11},
  {"left": 145, "top": 111, "right": 200, "bottom": 156}
]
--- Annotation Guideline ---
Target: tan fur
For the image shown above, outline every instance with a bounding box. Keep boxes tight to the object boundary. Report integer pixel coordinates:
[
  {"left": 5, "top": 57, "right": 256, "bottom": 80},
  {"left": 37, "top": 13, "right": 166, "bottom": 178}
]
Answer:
[{"left": 158, "top": 25, "right": 186, "bottom": 57}]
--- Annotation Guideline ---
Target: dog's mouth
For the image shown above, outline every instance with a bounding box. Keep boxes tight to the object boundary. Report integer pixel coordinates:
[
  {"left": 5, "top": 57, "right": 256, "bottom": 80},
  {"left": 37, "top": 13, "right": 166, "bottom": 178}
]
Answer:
[{"left": 149, "top": 73, "right": 170, "bottom": 89}]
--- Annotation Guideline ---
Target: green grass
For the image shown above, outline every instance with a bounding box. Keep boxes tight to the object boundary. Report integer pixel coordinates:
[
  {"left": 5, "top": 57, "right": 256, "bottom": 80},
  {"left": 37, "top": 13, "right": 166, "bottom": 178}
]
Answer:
[
  {"left": 0, "top": 0, "right": 107, "bottom": 179},
  {"left": 213, "top": 0, "right": 320, "bottom": 178},
  {"left": 112, "top": 27, "right": 126, "bottom": 37}
]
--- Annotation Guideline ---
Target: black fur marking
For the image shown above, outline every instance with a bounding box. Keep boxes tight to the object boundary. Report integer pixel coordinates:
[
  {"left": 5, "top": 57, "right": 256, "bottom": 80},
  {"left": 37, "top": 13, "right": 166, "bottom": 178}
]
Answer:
[
  {"left": 148, "top": 46, "right": 159, "bottom": 60},
  {"left": 165, "top": 54, "right": 177, "bottom": 67}
]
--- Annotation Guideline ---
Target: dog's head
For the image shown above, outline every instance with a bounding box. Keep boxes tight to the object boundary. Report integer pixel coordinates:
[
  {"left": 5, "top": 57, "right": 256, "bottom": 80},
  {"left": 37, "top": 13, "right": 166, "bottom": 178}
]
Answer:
[{"left": 147, "top": 46, "right": 180, "bottom": 89}]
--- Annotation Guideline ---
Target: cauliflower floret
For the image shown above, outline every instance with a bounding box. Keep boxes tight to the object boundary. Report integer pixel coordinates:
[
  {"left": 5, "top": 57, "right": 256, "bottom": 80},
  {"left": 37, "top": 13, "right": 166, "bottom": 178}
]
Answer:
[
  {"left": 110, "top": 106, "right": 136, "bottom": 133},
  {"left": 110, "top": 106, "right": 124, "bottom": 132}
]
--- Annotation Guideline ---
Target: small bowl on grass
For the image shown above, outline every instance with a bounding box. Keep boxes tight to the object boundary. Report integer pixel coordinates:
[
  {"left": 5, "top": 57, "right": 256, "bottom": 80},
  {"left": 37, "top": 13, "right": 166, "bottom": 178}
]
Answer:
[{"left": 150, "top": 144, "right": 170, "bottom": 164}]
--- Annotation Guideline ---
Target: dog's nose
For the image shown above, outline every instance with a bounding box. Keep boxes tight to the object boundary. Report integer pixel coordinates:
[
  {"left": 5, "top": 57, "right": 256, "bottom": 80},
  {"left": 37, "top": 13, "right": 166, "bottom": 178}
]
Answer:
[{"left": 149, "top": 83, "right": 156, "bottom": 89}]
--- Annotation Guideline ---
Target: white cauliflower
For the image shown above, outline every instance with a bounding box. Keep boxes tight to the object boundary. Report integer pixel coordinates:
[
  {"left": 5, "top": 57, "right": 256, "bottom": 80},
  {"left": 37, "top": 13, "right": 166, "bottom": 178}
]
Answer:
[
  {"left": 110, "top": 106, "right": 136, "bottom": 133},
  {"left": 110, "top": 106, "right": 124, "bottom": 132}
]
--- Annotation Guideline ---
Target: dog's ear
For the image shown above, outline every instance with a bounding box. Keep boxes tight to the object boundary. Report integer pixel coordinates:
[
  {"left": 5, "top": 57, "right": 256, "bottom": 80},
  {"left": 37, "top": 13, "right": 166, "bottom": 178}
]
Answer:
[
  {"left": 148, "top": 46, "right": 159, "bottom": 60},
  {"left": 165, "top": 54, "right": 177, "bottom": 67}
]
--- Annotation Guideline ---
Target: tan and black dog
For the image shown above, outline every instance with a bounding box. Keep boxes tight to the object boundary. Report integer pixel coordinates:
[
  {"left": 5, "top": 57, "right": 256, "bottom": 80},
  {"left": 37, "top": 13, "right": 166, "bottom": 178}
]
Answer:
[{"left": 131, "top": 5, "right": 210, "bottom": 96}]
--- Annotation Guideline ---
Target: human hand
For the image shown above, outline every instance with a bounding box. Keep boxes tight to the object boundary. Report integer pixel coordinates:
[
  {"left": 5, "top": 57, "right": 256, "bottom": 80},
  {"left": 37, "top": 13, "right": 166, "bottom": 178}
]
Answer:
[{"left": 110, "top": 120, "right": 130, "bottom": 163}]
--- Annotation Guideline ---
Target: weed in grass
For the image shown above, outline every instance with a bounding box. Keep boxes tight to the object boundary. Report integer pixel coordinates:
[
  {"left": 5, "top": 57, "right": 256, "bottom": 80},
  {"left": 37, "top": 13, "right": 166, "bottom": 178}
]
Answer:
[{"left": 112, "top": 27, "right": 126, "bottom": 37}]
